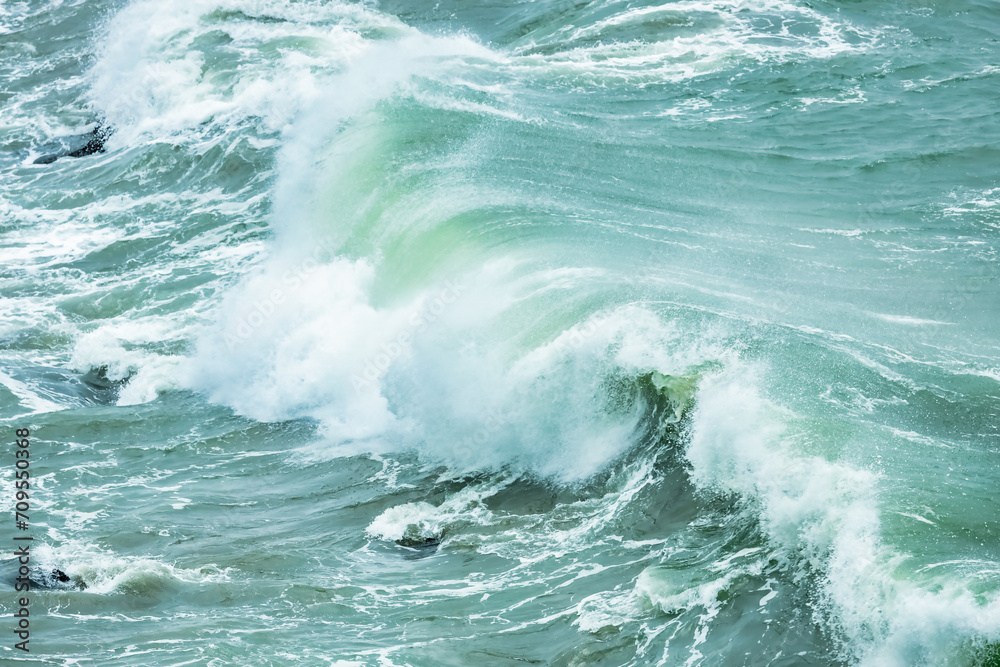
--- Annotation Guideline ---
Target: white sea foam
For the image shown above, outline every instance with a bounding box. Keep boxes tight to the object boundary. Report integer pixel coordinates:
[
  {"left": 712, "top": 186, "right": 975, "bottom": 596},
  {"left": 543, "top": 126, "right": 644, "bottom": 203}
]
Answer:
[
  {"left": 0, "top": 370, "right": 63, "bottom": 414},
  {"left": 71, "top": 319, "right": 187, "bottom": 405},
  {"left": 31, "top": 541, "right": 230, "bottom": 596},
  {"left": 87, "top": 0, "right": 408, "bottom": 143},
  {"left": 684, "top": 367, "right": 1000, "bottom": 664},
  {"left": 366, "top": 484, "right": 501, "bottom": 545},
  {"left": 869, "top": 312, "right": 953, "bottom": 326},
  {"left": 184, "top": 32, "right": 716, "bottom": 480}
]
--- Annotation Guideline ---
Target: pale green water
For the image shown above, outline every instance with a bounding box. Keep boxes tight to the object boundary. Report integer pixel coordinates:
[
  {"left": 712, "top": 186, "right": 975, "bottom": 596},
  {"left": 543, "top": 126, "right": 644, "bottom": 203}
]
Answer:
[{"left": 1, "top": 0, "right": 999, "bottom": 665}]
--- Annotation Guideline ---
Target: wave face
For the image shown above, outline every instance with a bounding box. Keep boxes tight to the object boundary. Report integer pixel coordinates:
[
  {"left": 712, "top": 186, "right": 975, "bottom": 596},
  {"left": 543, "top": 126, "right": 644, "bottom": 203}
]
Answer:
[{"left": 2, "top": 0, "right": 999, "bottom": 664}]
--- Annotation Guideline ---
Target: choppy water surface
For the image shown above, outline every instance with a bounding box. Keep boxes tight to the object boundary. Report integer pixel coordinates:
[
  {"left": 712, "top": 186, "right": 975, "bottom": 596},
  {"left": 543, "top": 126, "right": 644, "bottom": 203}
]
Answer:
[{"left": 1, "top": 0, "right": 999, "bottom": 664}]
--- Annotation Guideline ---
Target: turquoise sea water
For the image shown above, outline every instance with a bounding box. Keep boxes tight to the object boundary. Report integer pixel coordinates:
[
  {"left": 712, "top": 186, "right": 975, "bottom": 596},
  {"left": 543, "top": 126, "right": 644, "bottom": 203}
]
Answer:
[{"left": 1, "top": 0, "right": 999, "bottom": 664}]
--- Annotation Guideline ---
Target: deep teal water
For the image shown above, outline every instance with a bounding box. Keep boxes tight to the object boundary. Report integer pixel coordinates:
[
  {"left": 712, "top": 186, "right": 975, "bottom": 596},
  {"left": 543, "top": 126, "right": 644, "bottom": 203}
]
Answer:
[{"left": 1, "top": 0, "right": 999, "bottom": 664}]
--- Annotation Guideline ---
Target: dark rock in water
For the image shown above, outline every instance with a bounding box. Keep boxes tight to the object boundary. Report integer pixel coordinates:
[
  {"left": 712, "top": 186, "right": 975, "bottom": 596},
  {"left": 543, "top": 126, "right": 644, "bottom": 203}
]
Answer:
[
  {"left": 396, "top": 535, "right": 441, "bottom": 549},
  {"left": 33, "top": 121, "right": 112, "bottom": 165},
  {"left": 78, "top": 365, "right": 133, "bottom": 406},
  {"left": 396, "top": 536, "right": 441, "bottom": 560},
  {"left": 1, "top": 558, "right": 85, "bottom": 591},
  {"left": 81, "top": 365, "right": 130, "bottom": 390}
]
